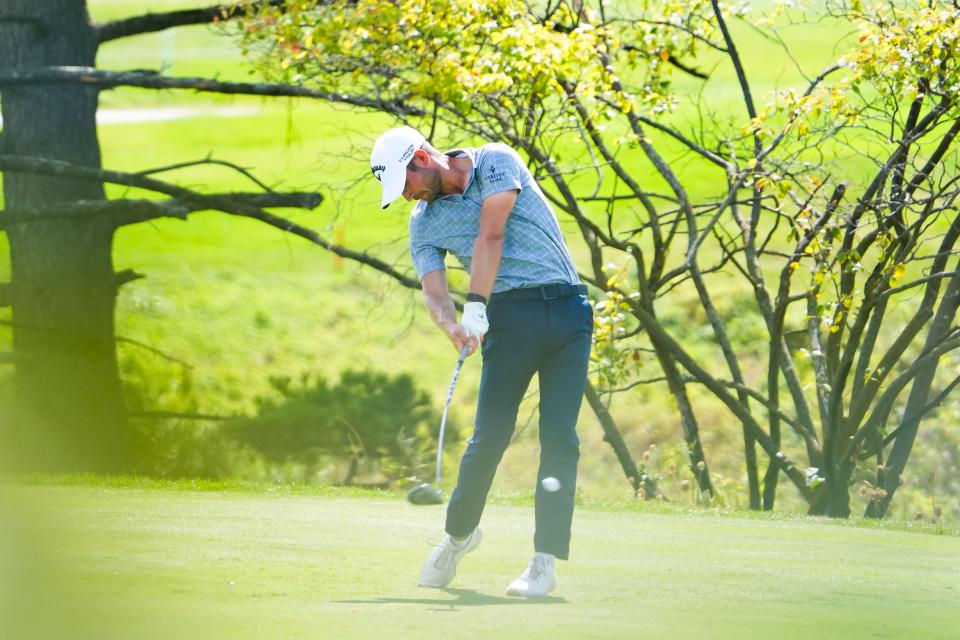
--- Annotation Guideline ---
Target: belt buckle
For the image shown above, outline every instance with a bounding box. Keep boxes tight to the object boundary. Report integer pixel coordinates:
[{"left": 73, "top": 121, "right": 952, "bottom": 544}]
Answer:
[{"left": 540, "top": 284, "right": 563, "bottom": 300}]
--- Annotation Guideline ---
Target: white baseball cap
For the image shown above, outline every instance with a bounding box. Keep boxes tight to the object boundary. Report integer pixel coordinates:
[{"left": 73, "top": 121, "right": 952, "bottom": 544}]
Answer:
[{"left": 370, "top": 126, "right": 426, "bottom": 209}]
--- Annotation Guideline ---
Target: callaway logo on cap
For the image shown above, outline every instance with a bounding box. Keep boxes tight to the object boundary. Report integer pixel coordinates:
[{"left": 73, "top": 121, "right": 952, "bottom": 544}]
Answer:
[{"left": 370, "top": 126, "right": 426, "bottom": 209}]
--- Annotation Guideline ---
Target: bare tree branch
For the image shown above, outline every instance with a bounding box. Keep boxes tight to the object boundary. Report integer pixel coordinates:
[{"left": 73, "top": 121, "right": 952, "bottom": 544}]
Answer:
[
  {"left": 94, "top": 1, "right": 349, "bottom": 44},
  {"left": 97, "top": 5, "right": 232, "bottom": 43},
  {"left": 625, "top": 296, "right": 815, "bottom": 502},
  {"left": 0, "top": 153, "right": 297, "bottom": 204},
  {"left": 710, "top": 0, "right": 760, "bottom": 158},
  {"left": 94, "top": 1, "right": 281, "bottom": 44},
  {"left": 849, "top": 335, "right": 960, "bottom": 460},
  {"left": 552, "top": 17, "right": 715, "bottom": 76},
  {"left": 629, "top": 108, "right": 729, "bottom": 168},
  {"left": 116, "top": 336, "right": 194, "bottom": 369},
  {"left": 0, "top": 67, "right": 426, "bottom": 116},
  {"left": 136, "top": 157, "right": 274, "bottom": 192},
  {"left": 613, "top": 18, "right": 728, "bottom": 53},
  {"left": 905, "top": 116, "right": 960, "bottom": 199},
  {"left": 114, "top": 269, "right": 144, "bottom": 290},
  {"left": 1, "top": 199, "right": 189, "bottom": 228},
  {"left": 584, "top": 382, "right": 646, "bottom": 495},
  {"left": 662, "top": 53, "right": 709, "bottom": 80},
  {"left": 678, "top": 376, "right": 804, "bottom": 434},
  {"left": 0, "top": 153, "right": 421, "bottom": 290},
  {"left": 879, "top": 373, "right": 960, "bottom": 450},
  {"left": 1, "top": 193, "right": 323, "bottom": 229},
  {"left": 882, "top": 270, "right": 960, "bottom": 298},
  {"left": 758, "top": 64, "right": 845, "bottom": 162}
]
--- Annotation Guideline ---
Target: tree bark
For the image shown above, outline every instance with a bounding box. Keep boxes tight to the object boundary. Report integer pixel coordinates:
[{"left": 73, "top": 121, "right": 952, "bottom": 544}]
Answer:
[
  {"left": 0, "top": 0, "right": 127, "bottom": 471},
  {"left": 809, "top": 474, "right": 851, "bottom": 518}
]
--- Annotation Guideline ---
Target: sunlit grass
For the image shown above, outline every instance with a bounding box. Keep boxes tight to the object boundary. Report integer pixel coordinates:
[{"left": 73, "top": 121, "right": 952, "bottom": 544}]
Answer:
[{"left": 2, "top": 481, "right": 958, "bottom": 640}]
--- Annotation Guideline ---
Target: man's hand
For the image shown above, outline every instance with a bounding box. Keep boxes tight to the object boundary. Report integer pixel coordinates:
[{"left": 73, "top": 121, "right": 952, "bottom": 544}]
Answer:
[
  {"left": 421, "top": 271, "right": 488, "bottom": 357},
  {"left": 443, "top": 321, "right": 479, "bottom": 357},
  {"left": 461, "top": 301, "right": 489, "bottom": 340}
]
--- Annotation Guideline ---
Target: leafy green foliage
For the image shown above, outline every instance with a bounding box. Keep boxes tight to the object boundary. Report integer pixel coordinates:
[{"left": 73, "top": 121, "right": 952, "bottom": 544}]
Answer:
[
  {"left": 224, "top": 369, "right": 455, "bottom": 484},
  {"left": 845, "top": 0, "right": 960, "bottom": 102},
  {"left": 239, "top": 0, "right": 614, "bottom": 115}
]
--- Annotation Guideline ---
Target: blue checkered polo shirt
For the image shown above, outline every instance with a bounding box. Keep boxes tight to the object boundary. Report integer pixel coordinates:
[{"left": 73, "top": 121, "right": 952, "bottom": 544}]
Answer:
[{"left": 408, "top": 143, "right": 580, "bottom": 293}]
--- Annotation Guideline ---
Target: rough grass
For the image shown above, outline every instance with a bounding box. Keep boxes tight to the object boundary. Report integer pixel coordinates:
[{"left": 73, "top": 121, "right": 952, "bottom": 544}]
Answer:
[{"left": 2, "top": 480, "right": 958, "bottom": 640}]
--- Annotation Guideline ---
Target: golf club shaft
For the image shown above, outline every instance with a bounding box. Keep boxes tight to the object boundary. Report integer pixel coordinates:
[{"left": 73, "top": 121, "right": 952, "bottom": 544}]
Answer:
[{"left": 436, "top": 344, "right": 470, "bottom": 487}]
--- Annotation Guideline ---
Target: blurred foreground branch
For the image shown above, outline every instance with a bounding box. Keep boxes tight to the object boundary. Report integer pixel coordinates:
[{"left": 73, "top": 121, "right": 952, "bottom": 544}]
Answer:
[{"left": 0, "top": 67, "right": 426, "bottom": 115}]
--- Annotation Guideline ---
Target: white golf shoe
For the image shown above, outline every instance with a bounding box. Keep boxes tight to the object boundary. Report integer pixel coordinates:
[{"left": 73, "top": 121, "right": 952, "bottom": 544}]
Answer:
[
  {"left": 506, "top": 552, "right": 556, "bottom": 597},
  {"left": 418, "top": 528, "right": 483, "bottom": 588}
]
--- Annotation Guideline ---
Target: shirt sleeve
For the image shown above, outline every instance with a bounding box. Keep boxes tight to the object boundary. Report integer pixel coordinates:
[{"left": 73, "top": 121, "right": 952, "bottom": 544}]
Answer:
[
  {"left": 409, "top": 210, "right": 447, "bottom": 279},
  {"left": 476, "top": 145, "right": 524, "bottom": 201},
  {"left": 411, "top": 243, "right": 446, "bottom": 280}
]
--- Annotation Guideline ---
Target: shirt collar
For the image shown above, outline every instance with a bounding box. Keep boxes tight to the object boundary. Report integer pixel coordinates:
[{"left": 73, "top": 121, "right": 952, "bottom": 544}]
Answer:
[{"left": 440, "top": 147, "right": 476, "bottom": 198}]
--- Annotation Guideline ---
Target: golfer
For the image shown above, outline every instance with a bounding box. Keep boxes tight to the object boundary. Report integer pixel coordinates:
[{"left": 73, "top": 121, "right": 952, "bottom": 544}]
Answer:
[{"left": 371, "top": 126, "right": 593, "bottom": 597}]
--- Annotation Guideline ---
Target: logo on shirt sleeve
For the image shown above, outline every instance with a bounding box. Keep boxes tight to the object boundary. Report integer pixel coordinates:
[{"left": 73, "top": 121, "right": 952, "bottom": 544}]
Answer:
[{"left": 487, "top": 163, "right": 509, "bottom": 184}]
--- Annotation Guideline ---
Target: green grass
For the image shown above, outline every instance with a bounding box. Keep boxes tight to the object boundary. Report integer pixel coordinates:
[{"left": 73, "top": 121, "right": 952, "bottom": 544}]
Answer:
[
  {"left": 2, "top": 481, "right": 958, "bottom": 640},
  {"left": 10, "top": 473, "right": 959, "bottom": 536}
]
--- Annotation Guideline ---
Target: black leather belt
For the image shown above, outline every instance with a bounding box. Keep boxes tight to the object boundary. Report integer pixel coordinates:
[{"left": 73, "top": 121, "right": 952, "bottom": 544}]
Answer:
[{"left": 490, "top": 283, "right": 588, "bottom": 301}]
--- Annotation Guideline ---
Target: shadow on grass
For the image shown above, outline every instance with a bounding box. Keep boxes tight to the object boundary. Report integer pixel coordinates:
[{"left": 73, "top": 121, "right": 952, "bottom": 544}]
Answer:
[{"left": 337, "top": 587, "right": 567, "bottom": 610}]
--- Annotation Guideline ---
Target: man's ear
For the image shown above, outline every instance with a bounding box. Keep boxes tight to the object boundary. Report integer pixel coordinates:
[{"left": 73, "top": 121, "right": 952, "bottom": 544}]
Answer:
[{"left": 411, "top": 148, "right": 431, "bottom": 168}]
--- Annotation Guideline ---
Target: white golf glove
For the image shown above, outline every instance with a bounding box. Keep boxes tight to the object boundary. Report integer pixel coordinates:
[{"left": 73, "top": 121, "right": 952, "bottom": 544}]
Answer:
[{"left": 461, "top": 301, "right": 489, "bottom": 339}]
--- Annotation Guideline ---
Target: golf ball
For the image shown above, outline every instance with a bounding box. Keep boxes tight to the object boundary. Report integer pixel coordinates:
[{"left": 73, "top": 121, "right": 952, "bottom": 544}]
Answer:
[{"left": 541, "top": 477, "right": 561, "bottom": 492}]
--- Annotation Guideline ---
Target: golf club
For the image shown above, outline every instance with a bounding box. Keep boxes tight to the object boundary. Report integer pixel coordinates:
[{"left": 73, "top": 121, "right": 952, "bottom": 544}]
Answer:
[{"left": 406, "top": 343, "right": 470, "bottom": 505}]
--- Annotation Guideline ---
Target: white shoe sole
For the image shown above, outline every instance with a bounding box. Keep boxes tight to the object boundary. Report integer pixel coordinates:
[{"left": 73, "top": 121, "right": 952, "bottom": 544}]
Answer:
[{"left": 506, "top": 580, "right": 556, "bottom": 597}]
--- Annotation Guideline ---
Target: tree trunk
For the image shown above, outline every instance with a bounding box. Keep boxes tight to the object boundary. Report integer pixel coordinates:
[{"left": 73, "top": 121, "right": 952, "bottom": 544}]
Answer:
[
  {"left": 0, "top": 0, "right": 128, "bottom": 471},
  {"left": 808, "top": 474, "right": 851, "bottom": 518},
  {"left": 583, "top": 381, "right": 658, "bottom": 498},
  {"left": 645, "top": 330, "right": 715, "bottom": 498}
]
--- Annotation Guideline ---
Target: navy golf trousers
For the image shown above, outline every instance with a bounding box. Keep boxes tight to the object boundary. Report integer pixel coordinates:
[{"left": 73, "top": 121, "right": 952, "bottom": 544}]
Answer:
[{"left": 445, "top": 286, "right": 593, "bottom": 560}]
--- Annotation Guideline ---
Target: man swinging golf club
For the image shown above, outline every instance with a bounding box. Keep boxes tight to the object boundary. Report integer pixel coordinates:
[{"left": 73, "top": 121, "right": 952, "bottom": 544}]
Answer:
[{"left": 371, "top": 126, "right": 593, "bottom": 598}]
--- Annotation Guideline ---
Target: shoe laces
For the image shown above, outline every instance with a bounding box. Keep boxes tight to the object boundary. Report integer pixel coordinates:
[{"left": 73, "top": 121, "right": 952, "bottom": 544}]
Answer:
[
  {"left": 433, "top": 537, "right": 462, "bottom": 570},
  {"left": 526, "top": 555, "right": 548, "bottom": 581}
]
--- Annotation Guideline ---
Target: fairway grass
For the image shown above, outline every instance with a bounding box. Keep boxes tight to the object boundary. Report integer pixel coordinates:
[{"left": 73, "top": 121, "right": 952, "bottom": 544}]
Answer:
[{"left": 2, "top": 483, "right": 958, "bottom": 640}]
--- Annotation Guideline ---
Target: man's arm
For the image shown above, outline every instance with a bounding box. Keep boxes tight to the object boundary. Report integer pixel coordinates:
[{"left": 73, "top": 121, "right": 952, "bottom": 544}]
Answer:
[
  {"left": 422, "top": 270, "right": 479, "bottom": 355},
  {"left": 469, "top": 189, "right": 518, "bottom": 299}
]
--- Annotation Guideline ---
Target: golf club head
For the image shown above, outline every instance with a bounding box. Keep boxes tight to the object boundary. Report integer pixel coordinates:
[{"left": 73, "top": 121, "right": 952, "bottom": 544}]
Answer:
[{"left": 406, "top": 483, "right": 444, "bottom": 505}]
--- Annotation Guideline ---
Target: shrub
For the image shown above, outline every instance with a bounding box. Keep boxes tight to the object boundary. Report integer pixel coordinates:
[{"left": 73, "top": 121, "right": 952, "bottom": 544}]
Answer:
[
  {"left": 225, "top": 369, "right": 457, "bottom": 485},
  {"left": 121, "top": 353, "right": 233, "bottom": 478}
]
